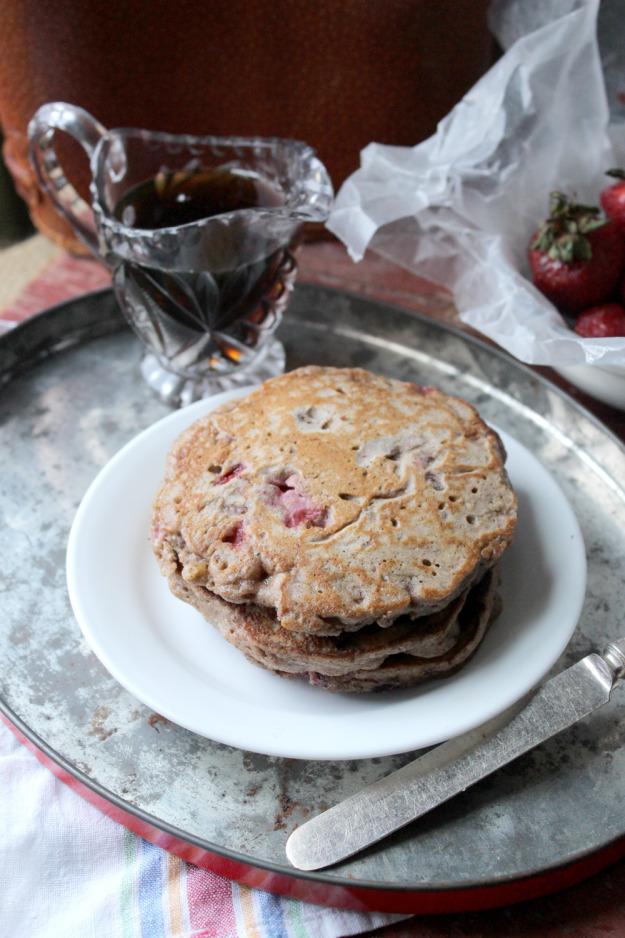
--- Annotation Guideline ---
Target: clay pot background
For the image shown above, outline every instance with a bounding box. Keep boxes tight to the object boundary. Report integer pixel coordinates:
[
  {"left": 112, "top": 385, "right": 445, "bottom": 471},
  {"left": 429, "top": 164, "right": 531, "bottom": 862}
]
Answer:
[{"left": 0, "top": 0, "right": 493, "bottom": 253}]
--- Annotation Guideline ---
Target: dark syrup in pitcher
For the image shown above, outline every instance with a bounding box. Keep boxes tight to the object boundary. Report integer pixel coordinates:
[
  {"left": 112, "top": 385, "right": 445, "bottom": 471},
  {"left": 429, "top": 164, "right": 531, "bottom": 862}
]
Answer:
[
  {"left": 114, "top": 166, "right": 284, "bottom": 229},
  {"left": 112, "top": 167, "right": 296, "bottom": 373}
]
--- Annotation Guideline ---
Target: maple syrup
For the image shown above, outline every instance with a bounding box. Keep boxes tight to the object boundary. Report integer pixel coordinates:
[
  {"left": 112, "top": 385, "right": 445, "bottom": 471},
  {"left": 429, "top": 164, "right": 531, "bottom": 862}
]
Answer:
[{"left": 112, "top": 167, "right": 296, "bottom": 369}]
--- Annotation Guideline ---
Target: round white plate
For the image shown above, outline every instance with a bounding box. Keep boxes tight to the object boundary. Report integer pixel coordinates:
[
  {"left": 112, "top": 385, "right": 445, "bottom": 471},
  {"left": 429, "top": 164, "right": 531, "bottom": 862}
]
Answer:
[{"left": 67, "top": 387, "right": 586, "bottom": 761}]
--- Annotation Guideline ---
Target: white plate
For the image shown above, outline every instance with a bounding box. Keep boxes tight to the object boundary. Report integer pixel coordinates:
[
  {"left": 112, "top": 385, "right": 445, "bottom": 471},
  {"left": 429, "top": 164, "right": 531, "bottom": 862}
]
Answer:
[{"left": 67, "top": 387, "right": 586, "bottom": 761}]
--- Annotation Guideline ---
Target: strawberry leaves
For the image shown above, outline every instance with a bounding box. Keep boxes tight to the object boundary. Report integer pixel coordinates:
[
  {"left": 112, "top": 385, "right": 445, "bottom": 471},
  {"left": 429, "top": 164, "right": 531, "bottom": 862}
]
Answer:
[{"left": 531, "top": 192, "right": 606, "bottom": 263}]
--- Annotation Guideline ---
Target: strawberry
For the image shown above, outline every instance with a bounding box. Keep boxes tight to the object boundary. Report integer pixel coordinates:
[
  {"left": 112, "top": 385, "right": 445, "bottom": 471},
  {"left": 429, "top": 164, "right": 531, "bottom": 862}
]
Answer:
[
  {"left": 574, "top": 303, "right": 625, "bottom": 337},
  {"left": 529, "top": 192, "right": 625, "bottom": 314},
  {"left": 600, "top": 169, "right": 625, "bottom": 231}
]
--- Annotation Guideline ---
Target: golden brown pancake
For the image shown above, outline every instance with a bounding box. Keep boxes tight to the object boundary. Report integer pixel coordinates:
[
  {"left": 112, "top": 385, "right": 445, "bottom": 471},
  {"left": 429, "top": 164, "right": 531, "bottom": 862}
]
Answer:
[{"left": 152, "top": 367, "right": 517, "bottom": 641}]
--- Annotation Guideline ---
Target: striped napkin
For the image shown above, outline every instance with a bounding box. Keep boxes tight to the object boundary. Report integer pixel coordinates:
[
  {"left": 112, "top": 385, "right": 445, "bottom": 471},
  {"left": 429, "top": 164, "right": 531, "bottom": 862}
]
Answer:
[{"left": 0, "top": 722, "right": 410, "bottom": 937}]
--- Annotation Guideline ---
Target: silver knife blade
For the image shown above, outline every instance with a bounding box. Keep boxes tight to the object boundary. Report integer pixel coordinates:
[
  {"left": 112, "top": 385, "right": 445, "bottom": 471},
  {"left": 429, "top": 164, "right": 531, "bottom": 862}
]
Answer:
[{"left": 286, "top": 640, "right": 625, "bottom": 871}]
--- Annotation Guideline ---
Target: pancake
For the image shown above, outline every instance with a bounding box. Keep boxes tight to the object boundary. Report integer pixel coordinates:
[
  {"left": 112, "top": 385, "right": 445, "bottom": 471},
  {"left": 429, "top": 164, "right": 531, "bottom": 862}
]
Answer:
[
  {"left": 152, "top": 367, "right": 517, "bottom": 637},
  {"left": 166, "top": 565, "right": 500, "bottom": 692},
  {"left": 302, "top": 570, "right": 501, "bottom": 692}
]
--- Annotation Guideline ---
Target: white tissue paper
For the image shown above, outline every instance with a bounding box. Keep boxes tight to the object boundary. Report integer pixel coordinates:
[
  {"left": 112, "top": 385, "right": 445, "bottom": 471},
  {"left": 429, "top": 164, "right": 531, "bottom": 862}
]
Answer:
[{"left": 327, "top": 0, "right": 625, "bottom": 366}]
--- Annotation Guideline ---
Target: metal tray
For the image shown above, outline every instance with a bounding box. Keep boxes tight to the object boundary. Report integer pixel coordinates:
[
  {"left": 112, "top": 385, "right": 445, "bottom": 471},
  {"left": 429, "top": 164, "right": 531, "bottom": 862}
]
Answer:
[{"left": 1, "top": 285, "right": 625, "bottom": 908}]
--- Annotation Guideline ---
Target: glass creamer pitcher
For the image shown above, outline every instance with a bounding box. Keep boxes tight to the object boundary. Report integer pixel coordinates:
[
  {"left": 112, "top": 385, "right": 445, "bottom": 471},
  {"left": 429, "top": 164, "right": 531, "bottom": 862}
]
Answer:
[{"left": 28, "top": 102, "right": 333, "bottom": 406}]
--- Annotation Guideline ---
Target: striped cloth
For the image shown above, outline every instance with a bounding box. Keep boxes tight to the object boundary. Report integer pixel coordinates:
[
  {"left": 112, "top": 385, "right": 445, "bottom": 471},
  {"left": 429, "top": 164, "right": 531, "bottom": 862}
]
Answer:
[{"left": 0, "top": 722, "right": 410, "bottom": 937}]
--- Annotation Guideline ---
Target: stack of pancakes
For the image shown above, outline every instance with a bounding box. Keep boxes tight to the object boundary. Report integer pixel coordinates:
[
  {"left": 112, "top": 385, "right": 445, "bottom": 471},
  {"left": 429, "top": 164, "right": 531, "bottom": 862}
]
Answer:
[{"left": 152, "top": 367, "right": 517, "bottom": 693}]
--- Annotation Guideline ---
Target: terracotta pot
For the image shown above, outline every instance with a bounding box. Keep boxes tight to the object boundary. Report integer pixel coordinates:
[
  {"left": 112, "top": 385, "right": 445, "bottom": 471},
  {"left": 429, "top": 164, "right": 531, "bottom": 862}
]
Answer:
[{"left": 0, "top": 0, "right": 493, "bottom": 253}]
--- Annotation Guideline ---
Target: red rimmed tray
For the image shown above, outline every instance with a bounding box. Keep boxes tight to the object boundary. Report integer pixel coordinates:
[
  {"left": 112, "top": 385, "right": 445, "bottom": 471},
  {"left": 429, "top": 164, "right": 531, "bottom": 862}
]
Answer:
[{"left": 2, "top": 285, "right": 625, "bottom": 913}]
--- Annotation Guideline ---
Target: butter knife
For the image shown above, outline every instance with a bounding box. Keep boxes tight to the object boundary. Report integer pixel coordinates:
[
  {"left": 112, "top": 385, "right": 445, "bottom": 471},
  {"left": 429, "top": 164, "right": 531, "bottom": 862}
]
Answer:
[{"left": 286, "top": 637, "right": 625, "bottom": 871}]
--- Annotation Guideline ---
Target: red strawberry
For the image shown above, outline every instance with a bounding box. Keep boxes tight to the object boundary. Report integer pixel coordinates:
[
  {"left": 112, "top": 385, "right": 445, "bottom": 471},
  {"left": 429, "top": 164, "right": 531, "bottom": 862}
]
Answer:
[
  {"left": 574, "top": 303, "right": 625, "bottom": 337},
  {"left": 529, "top": 192, "right": 625, "bottom": 314},
  {"left": 600, "top": 169, "right": 625, "bottom": 231}
]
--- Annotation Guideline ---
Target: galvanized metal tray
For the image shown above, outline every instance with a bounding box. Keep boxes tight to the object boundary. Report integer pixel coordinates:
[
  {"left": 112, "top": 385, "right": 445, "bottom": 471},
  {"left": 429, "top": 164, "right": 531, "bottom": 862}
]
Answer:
[{"left": 1, "top": 285, "right": 625, "bottom": 909}]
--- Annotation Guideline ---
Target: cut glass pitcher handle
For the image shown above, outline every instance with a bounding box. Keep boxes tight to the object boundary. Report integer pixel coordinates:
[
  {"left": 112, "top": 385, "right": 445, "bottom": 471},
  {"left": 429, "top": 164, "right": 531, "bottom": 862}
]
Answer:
[{"left": 28, "top": 102, "right": 106, "bottom": 257}]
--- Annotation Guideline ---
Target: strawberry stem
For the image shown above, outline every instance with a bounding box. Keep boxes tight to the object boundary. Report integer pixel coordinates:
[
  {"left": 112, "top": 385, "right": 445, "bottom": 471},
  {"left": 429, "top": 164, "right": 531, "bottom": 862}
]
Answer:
[{"left": 531, "top": 191, "right": 606, "bottom": 264}]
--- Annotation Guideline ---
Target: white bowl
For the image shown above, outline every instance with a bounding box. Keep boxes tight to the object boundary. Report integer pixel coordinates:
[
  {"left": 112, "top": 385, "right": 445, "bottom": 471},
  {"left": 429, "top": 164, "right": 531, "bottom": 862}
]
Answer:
[{"left": 554, "top": 362, "right": 625, "bottom": 410}]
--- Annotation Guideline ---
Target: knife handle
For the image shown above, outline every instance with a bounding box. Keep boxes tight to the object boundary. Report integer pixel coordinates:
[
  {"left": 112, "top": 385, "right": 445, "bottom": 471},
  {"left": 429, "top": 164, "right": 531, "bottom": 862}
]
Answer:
[{"left": 604, "top": 638, "right": 625, "bottom": 681}]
